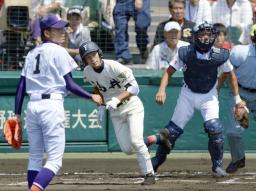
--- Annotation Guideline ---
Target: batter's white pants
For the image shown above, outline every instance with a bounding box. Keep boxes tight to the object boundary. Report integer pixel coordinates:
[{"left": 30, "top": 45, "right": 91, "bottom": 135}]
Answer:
[
  {"left": 110, "top": 96, "right": 154, "bottom": 175},
  {"left": 171, "top": 83, "right": 219, "bottom": 129},
  {"left": 26, "top": 99, "right": 65, "bottom": 174}
]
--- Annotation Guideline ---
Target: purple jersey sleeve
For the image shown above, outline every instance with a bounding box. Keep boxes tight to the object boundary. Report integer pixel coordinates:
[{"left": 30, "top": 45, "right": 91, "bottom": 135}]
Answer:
[
  {"left": 64, "top": 73, "right": 92, "bottom": 99},
  {"left": 15, "top": 76, "right": 26, "bottom": 115}
]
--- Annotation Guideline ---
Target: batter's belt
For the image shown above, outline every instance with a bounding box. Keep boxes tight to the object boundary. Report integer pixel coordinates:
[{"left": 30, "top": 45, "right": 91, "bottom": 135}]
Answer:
[{"left": 117, "top": 97, "right": 132, "bottom": 107}]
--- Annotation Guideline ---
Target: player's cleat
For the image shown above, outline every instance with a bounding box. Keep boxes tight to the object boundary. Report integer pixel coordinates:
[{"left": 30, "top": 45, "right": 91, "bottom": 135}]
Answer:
[
  {"left": 141, "top": 173, "right": 156, "bottom": 185},
  {"left": 158, "top": 128, "right": 172, "bottom": 154},
  {"left": 226, "top": 157, "right": 245, "bottom": 173},
  {"left": 212, "top": 166, "right": 228, "bottom": 177}
]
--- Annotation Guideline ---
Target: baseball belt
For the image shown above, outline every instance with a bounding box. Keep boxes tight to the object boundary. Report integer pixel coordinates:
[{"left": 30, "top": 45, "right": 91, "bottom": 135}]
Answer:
[
  {"left": 238, "top": 83, "right": 256, "bottom": 93},
  {"left": 30, "top": 93, "right": 63, "bottom": 101}
]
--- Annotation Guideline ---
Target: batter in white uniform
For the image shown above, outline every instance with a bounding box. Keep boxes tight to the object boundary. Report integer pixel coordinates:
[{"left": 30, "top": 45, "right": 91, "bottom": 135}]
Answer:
[
  {"left": 14, "top": 14, "right": 102, "bottom": 191},
  {"left": 79, "top": 41, "right": 155, "bottom": 185}
]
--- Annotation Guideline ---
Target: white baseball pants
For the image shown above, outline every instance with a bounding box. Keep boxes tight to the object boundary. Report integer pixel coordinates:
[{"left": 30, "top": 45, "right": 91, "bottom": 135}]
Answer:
[
  {"left": 26, "top": 99, "right": 65, "bottom": 174},
  {"left": 110, "top": 96, "right": 154, "bottom": 175}
]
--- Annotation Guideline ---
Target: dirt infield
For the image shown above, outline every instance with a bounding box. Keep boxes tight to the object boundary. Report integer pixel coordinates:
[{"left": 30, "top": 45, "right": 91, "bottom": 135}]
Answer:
[{"left": 0, "top": 153, "right": 255, "bottom": 190}]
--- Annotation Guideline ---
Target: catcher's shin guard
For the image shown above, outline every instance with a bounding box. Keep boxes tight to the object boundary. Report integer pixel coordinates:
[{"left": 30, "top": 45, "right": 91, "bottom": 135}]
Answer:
[
  {"left": 165, "top": 121, "right": 184, "bottom": 147},
  {"left": 158, "top": 128, "right": 172, "bottom": 154},
  {"left": 151, "top": 145, "right": 168, "bottom": 172},
  {"left": 151, "top": 121, "right": 184, "bottom": 171},
  {"left": 204, "top": 119, "right": 224, "bottom": 170}
]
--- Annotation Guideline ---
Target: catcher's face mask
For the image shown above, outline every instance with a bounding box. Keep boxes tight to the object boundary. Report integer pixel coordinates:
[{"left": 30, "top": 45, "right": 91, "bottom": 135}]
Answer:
[{"left": 193, "top": 21, "right": 217, "bottom": 53}]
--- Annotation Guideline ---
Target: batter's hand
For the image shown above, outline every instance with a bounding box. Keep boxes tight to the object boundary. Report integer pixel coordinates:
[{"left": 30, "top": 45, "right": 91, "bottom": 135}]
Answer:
[
  {"left": 91, "top": 94, "right": 103, "bottom": 105},
  {"left": 106, "top": 97, "right": 120, "bottom": 111},
  {"left": 155, "top": 90, "right": 166, "bottom": 105}
]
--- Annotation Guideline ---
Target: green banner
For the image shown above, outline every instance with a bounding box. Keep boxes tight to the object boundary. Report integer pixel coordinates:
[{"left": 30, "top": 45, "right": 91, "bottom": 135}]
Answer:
[{"left": 0, "top": 96, "right": 107, "bottom": 143}]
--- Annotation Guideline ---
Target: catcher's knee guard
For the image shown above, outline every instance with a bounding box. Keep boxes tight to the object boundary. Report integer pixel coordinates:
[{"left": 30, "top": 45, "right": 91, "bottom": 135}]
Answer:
[
  {"left": 165, "top": 121, "right": 184, "bottom": 148},
  {"left": 204, "top": 119, "right": 224, "bottom": 169}
]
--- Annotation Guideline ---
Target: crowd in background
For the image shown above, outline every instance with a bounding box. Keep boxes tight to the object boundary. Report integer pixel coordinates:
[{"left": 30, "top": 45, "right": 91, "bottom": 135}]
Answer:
[{"left": 0, "top": 0, "right": 256, "bottom": 70}]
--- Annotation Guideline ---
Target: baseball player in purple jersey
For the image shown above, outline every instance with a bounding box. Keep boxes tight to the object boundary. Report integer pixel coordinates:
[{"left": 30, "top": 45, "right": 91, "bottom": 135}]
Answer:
[
  {"left": 79, "top": 41, "right": 164, "bottom": 185},
  {"left": 144, "top": 21, "right": 243, "bottom": 177},
  {"left": 14, "top": 14, "right": 102, "bottom": 191}
]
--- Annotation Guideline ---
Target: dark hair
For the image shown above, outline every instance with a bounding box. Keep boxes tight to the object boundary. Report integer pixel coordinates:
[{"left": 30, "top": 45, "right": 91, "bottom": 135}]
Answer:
[
  {"left": 41, "top": 27, "right": 51, "bottom": 41},
  {"left": 168, "top": 0, "right": 186, "bottom": 9},
  {"left": 213, "top": 23, "right": 227, "bottom": 36}
]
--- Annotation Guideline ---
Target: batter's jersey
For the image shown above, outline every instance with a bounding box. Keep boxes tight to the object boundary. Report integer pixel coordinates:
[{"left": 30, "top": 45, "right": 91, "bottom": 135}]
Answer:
[
  {"left": 83, "top": 59, "right": 137, "bottom": 102},
  {"left": 22, "top": 42, "right": 78, "bottom": 96},
  {"left": 170, "top": 48, "right": 233, "bottom": 73},
  {"left": 230, "top": 44, "right": 256, "bottom": 89}
]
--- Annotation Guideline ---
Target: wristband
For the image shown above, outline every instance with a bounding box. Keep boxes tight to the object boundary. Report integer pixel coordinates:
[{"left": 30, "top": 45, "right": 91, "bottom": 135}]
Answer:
[{"left": 234, "top": 95, "right": 242, "bottom": 104}]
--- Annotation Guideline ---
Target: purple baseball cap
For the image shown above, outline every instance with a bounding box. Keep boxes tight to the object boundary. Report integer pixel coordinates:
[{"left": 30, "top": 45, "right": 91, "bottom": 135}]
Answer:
[{"left": 40, "top": 14, "right": 69, "bottom": 30}]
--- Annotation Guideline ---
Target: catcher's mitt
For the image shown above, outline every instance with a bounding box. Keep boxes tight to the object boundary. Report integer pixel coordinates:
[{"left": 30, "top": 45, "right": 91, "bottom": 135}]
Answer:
[
  {"left": 3, "top": 119, "right": 22, "bottom": 149},
  {"left": 234, "top": 101, "right": 250, "bottom": 129}
]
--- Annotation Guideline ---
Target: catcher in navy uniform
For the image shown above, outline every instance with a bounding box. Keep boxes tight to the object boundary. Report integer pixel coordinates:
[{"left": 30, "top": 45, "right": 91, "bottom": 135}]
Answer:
[{"left": 144, "top": 21, "right": 243, "bottom": 177}]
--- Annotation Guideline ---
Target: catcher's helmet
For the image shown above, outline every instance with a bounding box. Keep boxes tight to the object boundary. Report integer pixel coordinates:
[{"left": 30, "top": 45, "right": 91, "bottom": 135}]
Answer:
[
  {"left": 193, "top": 21, "right": 217, "bottom": 53},
  {"left": 79, "top": 41, "right": 103, "bottom": 59}
]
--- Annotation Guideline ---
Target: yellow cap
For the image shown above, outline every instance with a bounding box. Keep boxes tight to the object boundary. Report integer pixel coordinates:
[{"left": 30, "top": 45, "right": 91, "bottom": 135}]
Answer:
[{"left": 250, "top": 24, "right": 256, "bottom": 37}]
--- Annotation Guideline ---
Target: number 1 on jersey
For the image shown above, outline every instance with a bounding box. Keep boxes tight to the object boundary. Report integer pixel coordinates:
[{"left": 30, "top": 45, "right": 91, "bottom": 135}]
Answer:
[{"left": 33, "top": 54, "right": 41, "bottom": 74}]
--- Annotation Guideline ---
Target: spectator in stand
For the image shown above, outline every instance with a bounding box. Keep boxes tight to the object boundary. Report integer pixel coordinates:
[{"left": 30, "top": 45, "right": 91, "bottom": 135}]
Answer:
[
  {"left": 0, "top": 29, "right": 5, "bottom": 48},
  {"left": 212, "top": 0, "right": 253, "bottom": 45},
  {"left": 65, "top": 6, "right": 91, "bottom": 68},
  {"left": 101, "top": 0, "right": 115, "bottom": 30},
  {"left": 153, "top": 0, "right": 195, "bottom": 47},
  {"left": 250, "top": 0, "right": 256, "bottom": 8},
  {"left": 31, "top": 0, "right": 64, "bottom": 45},
  {"left": 213, "top": 23, "right": 233, "bottom": 49},
  {"left": 113, "top": 0, "right": 151, "bottom": 65},
  {"left": 185, "top": 0, "right": 212, "bottom": 25},
  {"left": 208, "top": 0, "right": 217, "bottom": 6},
  {"left": 146, "top": 21, "right": 189, "bottom": 70},
  {"left": 239, "top": 6, "right": 256, "bottom": 44}
]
